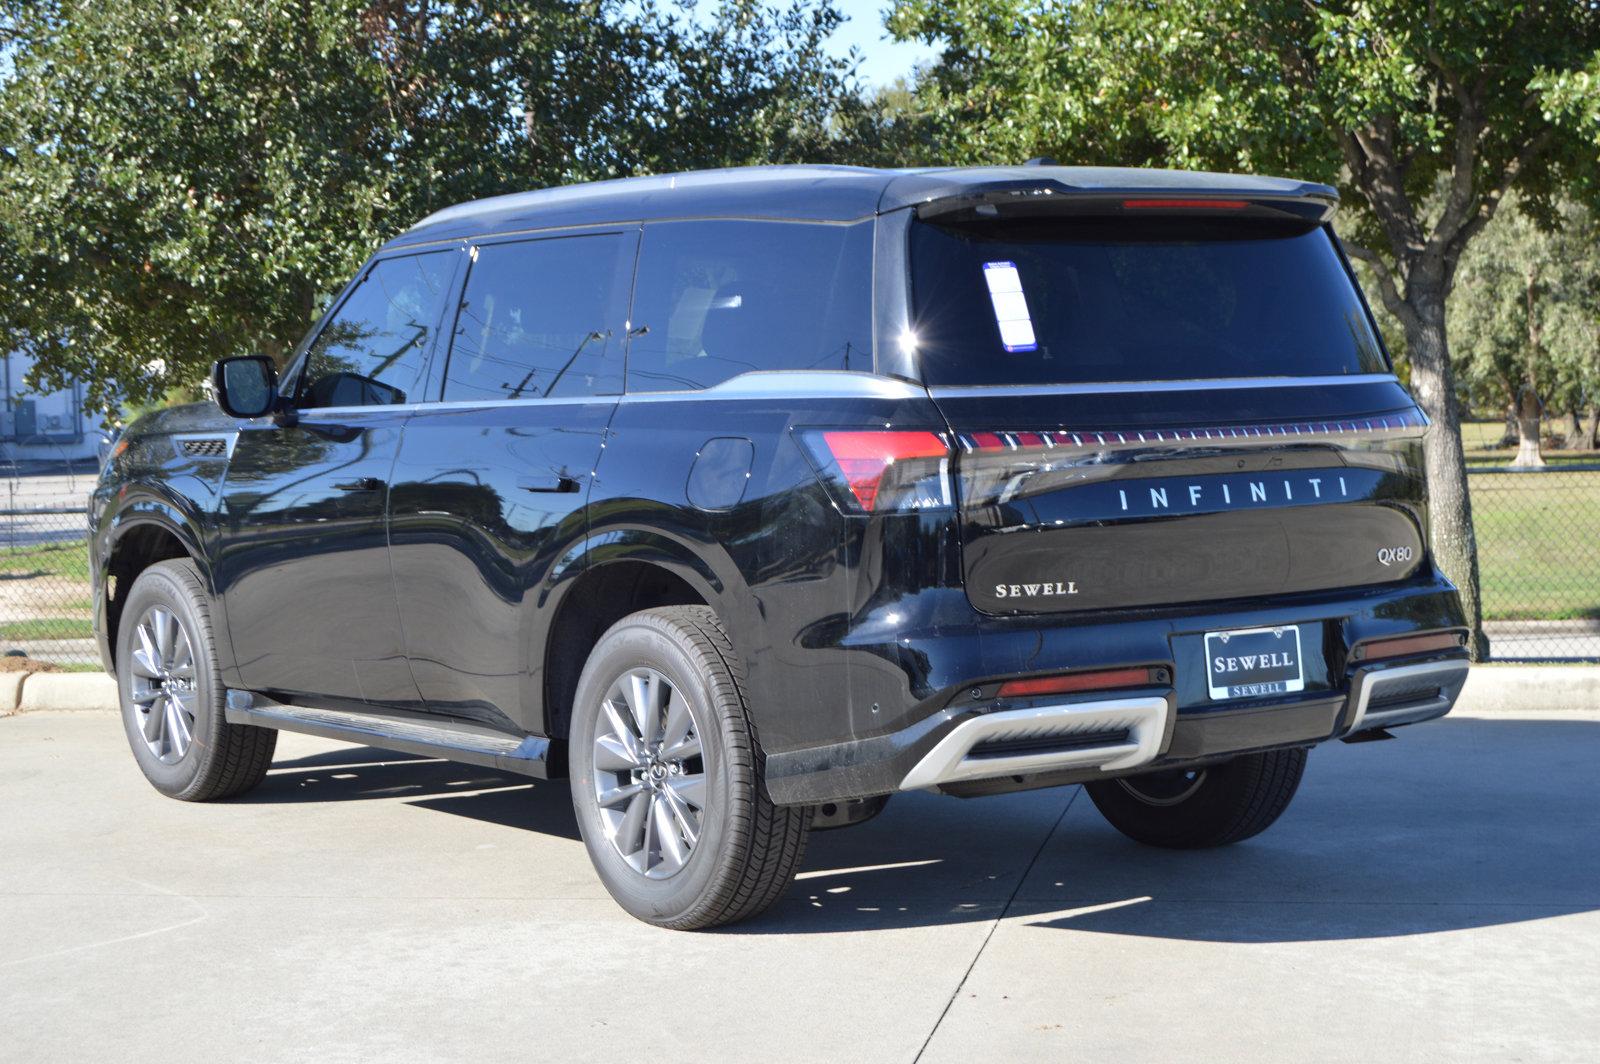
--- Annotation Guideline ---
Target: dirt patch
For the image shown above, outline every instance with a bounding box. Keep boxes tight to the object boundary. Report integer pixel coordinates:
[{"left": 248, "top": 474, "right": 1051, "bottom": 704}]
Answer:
[{"left": 0, "top": 656, "right": 61, "bottom": 673}]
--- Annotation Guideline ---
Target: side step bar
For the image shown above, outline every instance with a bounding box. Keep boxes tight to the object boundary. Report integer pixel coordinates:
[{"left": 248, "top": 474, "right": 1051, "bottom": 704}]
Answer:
[{"left": 224, "top": 691, "right": 557, "bottom": 779}]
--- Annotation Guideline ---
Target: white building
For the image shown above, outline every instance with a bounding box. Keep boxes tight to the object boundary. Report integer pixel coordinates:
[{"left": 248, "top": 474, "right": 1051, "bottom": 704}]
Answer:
[{"left": 1, "top": 349, "right": 102, "bottom": 463}]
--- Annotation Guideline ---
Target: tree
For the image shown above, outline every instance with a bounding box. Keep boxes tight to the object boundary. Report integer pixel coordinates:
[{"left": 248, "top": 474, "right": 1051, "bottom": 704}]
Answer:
[
  {"left": 888, "top": 0, "right": 1600, "bottom": 656},
  {"left": 1451, "top": 198, "right": 1600, "bottom": 464},
  {"left": 0, "top": 0, "right": 866, "bottom": 412}
]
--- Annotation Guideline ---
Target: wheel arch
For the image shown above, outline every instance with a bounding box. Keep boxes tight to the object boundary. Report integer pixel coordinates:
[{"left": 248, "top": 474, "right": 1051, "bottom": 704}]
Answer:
[
  {"left": 98, "top": 494, "right": 209, "bottom": 676},
  {"left": 541, "top": 527, "right": 745, "bottom": 743}
]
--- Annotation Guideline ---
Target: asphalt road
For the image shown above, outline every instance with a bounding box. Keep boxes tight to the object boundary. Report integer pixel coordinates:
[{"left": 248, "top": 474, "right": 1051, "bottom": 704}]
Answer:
[{"left": 2, "top": 708, "right": 1597, "bottom": 1063}]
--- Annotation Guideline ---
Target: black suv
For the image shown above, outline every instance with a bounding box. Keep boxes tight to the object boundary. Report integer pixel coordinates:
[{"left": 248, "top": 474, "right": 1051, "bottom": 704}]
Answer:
[{"left": 91, "top": 164, "right": 1470, "bottom": 929}]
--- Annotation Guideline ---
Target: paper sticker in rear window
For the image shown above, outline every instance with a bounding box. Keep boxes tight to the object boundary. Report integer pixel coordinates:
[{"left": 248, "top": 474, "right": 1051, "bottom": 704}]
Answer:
[{"left": 981, "top": 261, "right": 1037, "bottom": 353}]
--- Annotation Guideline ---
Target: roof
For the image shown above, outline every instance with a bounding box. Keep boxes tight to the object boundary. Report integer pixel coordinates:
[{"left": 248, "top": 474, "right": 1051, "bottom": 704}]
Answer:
[{"left": 389, "top": 164, "right": 1339, "bottom": 249}]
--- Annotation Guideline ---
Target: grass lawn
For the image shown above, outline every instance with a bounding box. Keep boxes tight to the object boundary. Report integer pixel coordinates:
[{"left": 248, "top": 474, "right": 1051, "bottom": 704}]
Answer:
[
  {"left": 1470, "top": 468, "right": 1600, "bottom": 620},
  {"left": 1460, "top": 420, "right": 1599, "bottom": 468},
  {"left": 0, "top": 618, "right": 95, "bottom": 641},
  {"left": 0, "top": 537, "right": 91, "bottom": 582}
]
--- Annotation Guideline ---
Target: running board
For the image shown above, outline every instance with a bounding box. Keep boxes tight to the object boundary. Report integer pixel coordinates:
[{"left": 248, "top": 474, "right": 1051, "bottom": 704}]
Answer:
[{"left": 224, "top": 691, "right": 556, "bottom": 779}]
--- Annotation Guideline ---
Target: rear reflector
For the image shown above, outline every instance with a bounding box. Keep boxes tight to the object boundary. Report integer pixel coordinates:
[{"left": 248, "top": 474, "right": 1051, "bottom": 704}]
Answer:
[
  {"left": 810, "top": 430, "right": 951, "bottom": 512},
  {"left": 1354, "top": 632, "right": 1465, "bottom": 662},
  {"left": 998, "top": 667, "right": 1158, "bottom": 699},
  {"left": 1122, "top": 198, "right": 1249, "bottom": 210}
]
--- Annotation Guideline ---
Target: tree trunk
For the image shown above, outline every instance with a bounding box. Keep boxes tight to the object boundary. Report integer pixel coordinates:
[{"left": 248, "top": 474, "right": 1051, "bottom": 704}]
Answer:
[
  {"left": 1585, "top": 405, "right": 1600, "bottom": 451},
  {"left": 1512, "top": 387, "right": 1545, "bottom": 467},
  {"left": 1402, "top": 299, "right": 1487, "bottom": 660},
  {"left": 1562, "top": 407, "right": 1584, "bottom": 450},
  {"left": 1498, "top": 403, "right": 1518, "bottom": 447},
  {"left": 1512, "top": 266, "right": 1546, "bottom": 468}
]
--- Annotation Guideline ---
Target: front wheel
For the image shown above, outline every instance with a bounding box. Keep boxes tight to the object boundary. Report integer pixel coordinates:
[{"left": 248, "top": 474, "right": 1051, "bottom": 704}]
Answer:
[
  {"left": 1085, "top": 748, "right": 1308, "bottom": 849},
  {"left": 115, "top": 559, "right": 277, "bottom": 801},
  {"left": 568, "top": 606, "right": 811, "bottom": 930}
]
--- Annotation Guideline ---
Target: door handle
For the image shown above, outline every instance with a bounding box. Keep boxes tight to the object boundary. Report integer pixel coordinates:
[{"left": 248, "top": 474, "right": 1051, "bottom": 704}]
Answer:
[
  {"left": 333, "top": 477, "right": 384, "bottom": 492},
  {"left": 518, "top": 475, "right": 581, "bottom": 494}
]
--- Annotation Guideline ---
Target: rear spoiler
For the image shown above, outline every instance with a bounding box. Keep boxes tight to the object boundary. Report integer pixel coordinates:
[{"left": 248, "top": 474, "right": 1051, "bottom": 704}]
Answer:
[{"left": 907, "top": 179, "right": 1338, "bottom": 226}]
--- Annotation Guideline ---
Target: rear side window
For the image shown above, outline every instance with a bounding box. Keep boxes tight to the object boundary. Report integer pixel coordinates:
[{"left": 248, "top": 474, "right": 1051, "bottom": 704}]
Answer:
[
  {"left": 624, "top": 220, "right": 873, "bottom": 392},
  {"left": 297, "top": 251, "right": 454, "bottom": 408},
  {"left": 908, "top": 218, "right": 1387, "bottom": 387},
  {"left": 443, "top": 232, "right": 629, "bottom": 401}
]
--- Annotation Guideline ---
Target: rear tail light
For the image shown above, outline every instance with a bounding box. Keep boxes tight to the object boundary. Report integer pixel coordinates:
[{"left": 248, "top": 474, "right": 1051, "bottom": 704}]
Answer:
[
  {"left": 800, "top": 429, "right": 953, "bottom": 513},
  {"left": 998, "top": 667, "right": 1163, "bottom": 699},
  {"left": 1352, "top": 631, "right": 1465, "bottom": 663},
  {"left": 1122, "top": 198, "right": 1249, "bottom": 210}
]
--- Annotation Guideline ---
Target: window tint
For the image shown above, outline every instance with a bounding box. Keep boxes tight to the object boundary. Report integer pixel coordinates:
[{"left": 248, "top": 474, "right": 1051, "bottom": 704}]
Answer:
[
  {"left": 909, "top": 218, "right": 1388, "bottom": 386},
  {"left": 298, "top": 252, "right": 453, "bottom": 408},
  {"left": 625, "top": 220, "right": 873, "bottom": 392},
  {"left": 443, "top": 233, "right": 627, "bottom": 402}
]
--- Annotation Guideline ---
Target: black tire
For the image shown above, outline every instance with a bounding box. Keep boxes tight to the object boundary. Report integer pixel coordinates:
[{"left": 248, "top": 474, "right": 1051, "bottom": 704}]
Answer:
[
  {"left": 568, "top": 606, "right": 812, "bottom": 930},
  {"left": 1085, "top": 748, "right": 1308, "bottom": 849},
  {"left": 115, "top": 559, "right": 277, "bottom": 801}
]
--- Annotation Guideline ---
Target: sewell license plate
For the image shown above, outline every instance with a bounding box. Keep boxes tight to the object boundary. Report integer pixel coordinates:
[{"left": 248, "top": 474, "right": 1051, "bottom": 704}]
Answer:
[{"left": 1204, "top": 625, "right": 1305, "bottom": 701}]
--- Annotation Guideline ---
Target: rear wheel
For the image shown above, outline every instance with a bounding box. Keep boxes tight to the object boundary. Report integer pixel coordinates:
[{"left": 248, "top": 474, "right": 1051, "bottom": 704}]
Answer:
[
  {"left": 1085, "top": 748, "right": 1307, "bottom": 849},
  {"left": 115, "top": 559, "right": 277, "bottom": 801},
  {"left": 568, "top": 606, "right": 811, "bottom": 929}
]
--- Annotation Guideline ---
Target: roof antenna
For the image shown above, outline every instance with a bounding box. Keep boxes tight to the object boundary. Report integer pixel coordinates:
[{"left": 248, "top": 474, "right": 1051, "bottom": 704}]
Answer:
[{"left": 1023, "top": 156, "right": 1058, "bottom": 166}]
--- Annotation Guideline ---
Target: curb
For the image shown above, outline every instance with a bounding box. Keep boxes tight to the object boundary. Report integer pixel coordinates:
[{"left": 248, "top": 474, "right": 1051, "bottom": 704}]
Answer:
[
  {"left": 0, "top": 665, "right": 1595, "bottom": 718},
  {"left": 1455, "top": 665, "right": 1600, "bottom": 713},
  {"left": 1, "top": 671, "right": 118, "bottom": 715}
]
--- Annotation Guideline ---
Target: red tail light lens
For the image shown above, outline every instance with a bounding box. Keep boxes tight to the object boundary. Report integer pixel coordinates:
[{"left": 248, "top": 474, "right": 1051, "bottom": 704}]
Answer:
[
  {"left": 1122, "top": 198, "right": 1250, "bottom": 210},
  {"left": 1353, "top": 631, "right": 1464, "bottom": 662},
  {"left": 998, "top": 667, "right": 1159, "bottom": 699},
  {"left": 804, "top": 430, "right": 952, "bottom": 513}
]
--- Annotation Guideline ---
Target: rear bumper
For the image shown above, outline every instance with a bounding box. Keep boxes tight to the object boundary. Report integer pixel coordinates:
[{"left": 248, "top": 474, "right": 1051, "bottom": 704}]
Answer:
[{"left": 766, "top": 653, "right": 1468, "bottom": 805}]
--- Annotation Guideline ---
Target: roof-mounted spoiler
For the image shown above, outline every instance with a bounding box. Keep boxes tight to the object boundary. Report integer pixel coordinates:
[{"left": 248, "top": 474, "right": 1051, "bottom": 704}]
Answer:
[{"left": 908, "top": 179, "right": 1339, "bottom": 226}]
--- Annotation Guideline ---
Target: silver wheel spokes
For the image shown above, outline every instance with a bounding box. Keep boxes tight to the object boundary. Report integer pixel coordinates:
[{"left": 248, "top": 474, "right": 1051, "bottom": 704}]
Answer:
[
  {"left": 127, "top": 606, "right": 198, "bottom": 765},
  {"left": 592, "top": 667, "right": 706, "bottom": 879}
]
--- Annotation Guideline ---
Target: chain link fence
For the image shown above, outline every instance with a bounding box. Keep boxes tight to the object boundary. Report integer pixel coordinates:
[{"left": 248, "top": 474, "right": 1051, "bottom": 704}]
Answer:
[
  {"left": 1471, "top": 464, "right": 1600, "bottom": 662},
  {"left": 0, "top": 451, "right": 98, "bottom": 670},
  {"left": 0, "top": 456, "right": 1593, "bottom": 670}
]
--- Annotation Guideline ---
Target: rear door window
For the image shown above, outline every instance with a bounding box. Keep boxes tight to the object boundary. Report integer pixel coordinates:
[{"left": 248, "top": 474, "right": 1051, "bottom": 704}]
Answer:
[
  {"left": 442, "top": 232, "right": 630, "bottom": 401},
  {"left": 908, "top": 217, "right": 1387, "bottom": 387},
  {"left": 624, "top": 220, "right": 873, "bottom": 392}
]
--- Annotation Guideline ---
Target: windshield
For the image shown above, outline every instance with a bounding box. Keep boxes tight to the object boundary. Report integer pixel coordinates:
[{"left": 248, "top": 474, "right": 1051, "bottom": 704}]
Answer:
[{"left": 908, "top": 217, "right": 1388, "bottom": 387}]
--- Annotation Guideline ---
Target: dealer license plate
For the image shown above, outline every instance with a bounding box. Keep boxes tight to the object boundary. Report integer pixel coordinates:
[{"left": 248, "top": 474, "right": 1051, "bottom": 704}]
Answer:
[{"left": 1204, "top": 625, "right": 1305, "bottom": 701}]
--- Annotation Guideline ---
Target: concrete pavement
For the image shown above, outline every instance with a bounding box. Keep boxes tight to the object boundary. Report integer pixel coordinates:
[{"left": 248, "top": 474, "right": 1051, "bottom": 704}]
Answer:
[{"left": 2, "top": 709, "right": 1597, "bottom": 1063}]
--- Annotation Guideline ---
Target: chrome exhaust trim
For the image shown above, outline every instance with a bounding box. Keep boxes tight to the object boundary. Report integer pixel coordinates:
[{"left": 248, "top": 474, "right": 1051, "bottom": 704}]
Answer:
[
  {"left": 1347, "top": 658, "right": 1470, "bottom": 734},
  {"left": 899, "top": 695, "right": 1170, "bottom": 791}
]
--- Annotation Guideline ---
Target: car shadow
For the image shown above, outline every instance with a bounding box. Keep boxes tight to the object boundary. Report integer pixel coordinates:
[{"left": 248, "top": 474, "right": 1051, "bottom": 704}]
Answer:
[
  {"left": 747, "top": 715, "right": 1600, "bottom": 940},
  {"left": 221, "top": 716, "right": 1600, "bottom": 942},
  {"left": 237, "top": 744, "right": 582, "bottom": 840}
]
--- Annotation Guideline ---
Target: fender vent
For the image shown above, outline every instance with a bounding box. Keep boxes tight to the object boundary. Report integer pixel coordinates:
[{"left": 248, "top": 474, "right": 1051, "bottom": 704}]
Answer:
[{"left": 176, "top": 436, "right": 230, "bottom": 459}]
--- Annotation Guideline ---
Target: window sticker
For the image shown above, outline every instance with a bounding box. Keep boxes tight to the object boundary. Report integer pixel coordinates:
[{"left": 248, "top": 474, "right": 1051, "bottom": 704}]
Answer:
[{"left": 982, "top": 261, "right": 1037, "bottom": 352}]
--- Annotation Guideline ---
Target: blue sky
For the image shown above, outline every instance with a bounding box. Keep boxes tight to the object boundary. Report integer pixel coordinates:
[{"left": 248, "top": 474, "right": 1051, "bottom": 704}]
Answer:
[
  {"left": 0, "top": 5, "right": 937, "bottom": 91},
  {"left": 825, "top": 0, "right": 939, "bottom": 88}
]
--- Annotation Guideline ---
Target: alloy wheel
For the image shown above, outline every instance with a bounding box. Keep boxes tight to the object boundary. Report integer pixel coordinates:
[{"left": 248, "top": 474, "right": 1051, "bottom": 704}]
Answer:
[
  {"left": 127, "top": 606, "right": 199, "bottom": 765},
  {"left": 590, "top": 667, "right": 707, "bottom": 878}
]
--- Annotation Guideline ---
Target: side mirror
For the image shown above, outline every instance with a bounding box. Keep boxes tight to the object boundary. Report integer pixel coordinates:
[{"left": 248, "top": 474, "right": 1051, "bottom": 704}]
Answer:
[{"left": 211, "top": 356, "right": 278, "bottom": 419}]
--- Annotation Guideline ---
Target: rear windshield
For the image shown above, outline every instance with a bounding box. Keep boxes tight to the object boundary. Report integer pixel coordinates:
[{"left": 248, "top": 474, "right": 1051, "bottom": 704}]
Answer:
[{"left": 908, "top": 217, "right": 1388, "bottom": 387}]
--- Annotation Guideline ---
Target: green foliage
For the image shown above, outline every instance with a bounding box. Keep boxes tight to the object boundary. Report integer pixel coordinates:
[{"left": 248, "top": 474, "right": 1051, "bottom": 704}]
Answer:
[
  {"left": 1452, "top": 197, "right": 1600, "bottom": 421},
  {"left": 0, "top": 0, "right": 868, "bottom": 411}
]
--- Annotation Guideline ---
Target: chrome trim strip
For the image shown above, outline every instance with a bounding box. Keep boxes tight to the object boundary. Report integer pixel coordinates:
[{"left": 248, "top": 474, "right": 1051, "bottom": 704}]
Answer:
[
  {"left": 899, "top": 695, "right": 1169, "bottom": 790},
  {"left": 928, "top": 373, "right": 1401, "bottom": 399},
  {"left": 1348, "top": 659, "right": 1470, "bottom": 734},
  {"left": 619, "top": 370, "right": 928, "bottom": 403}
]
